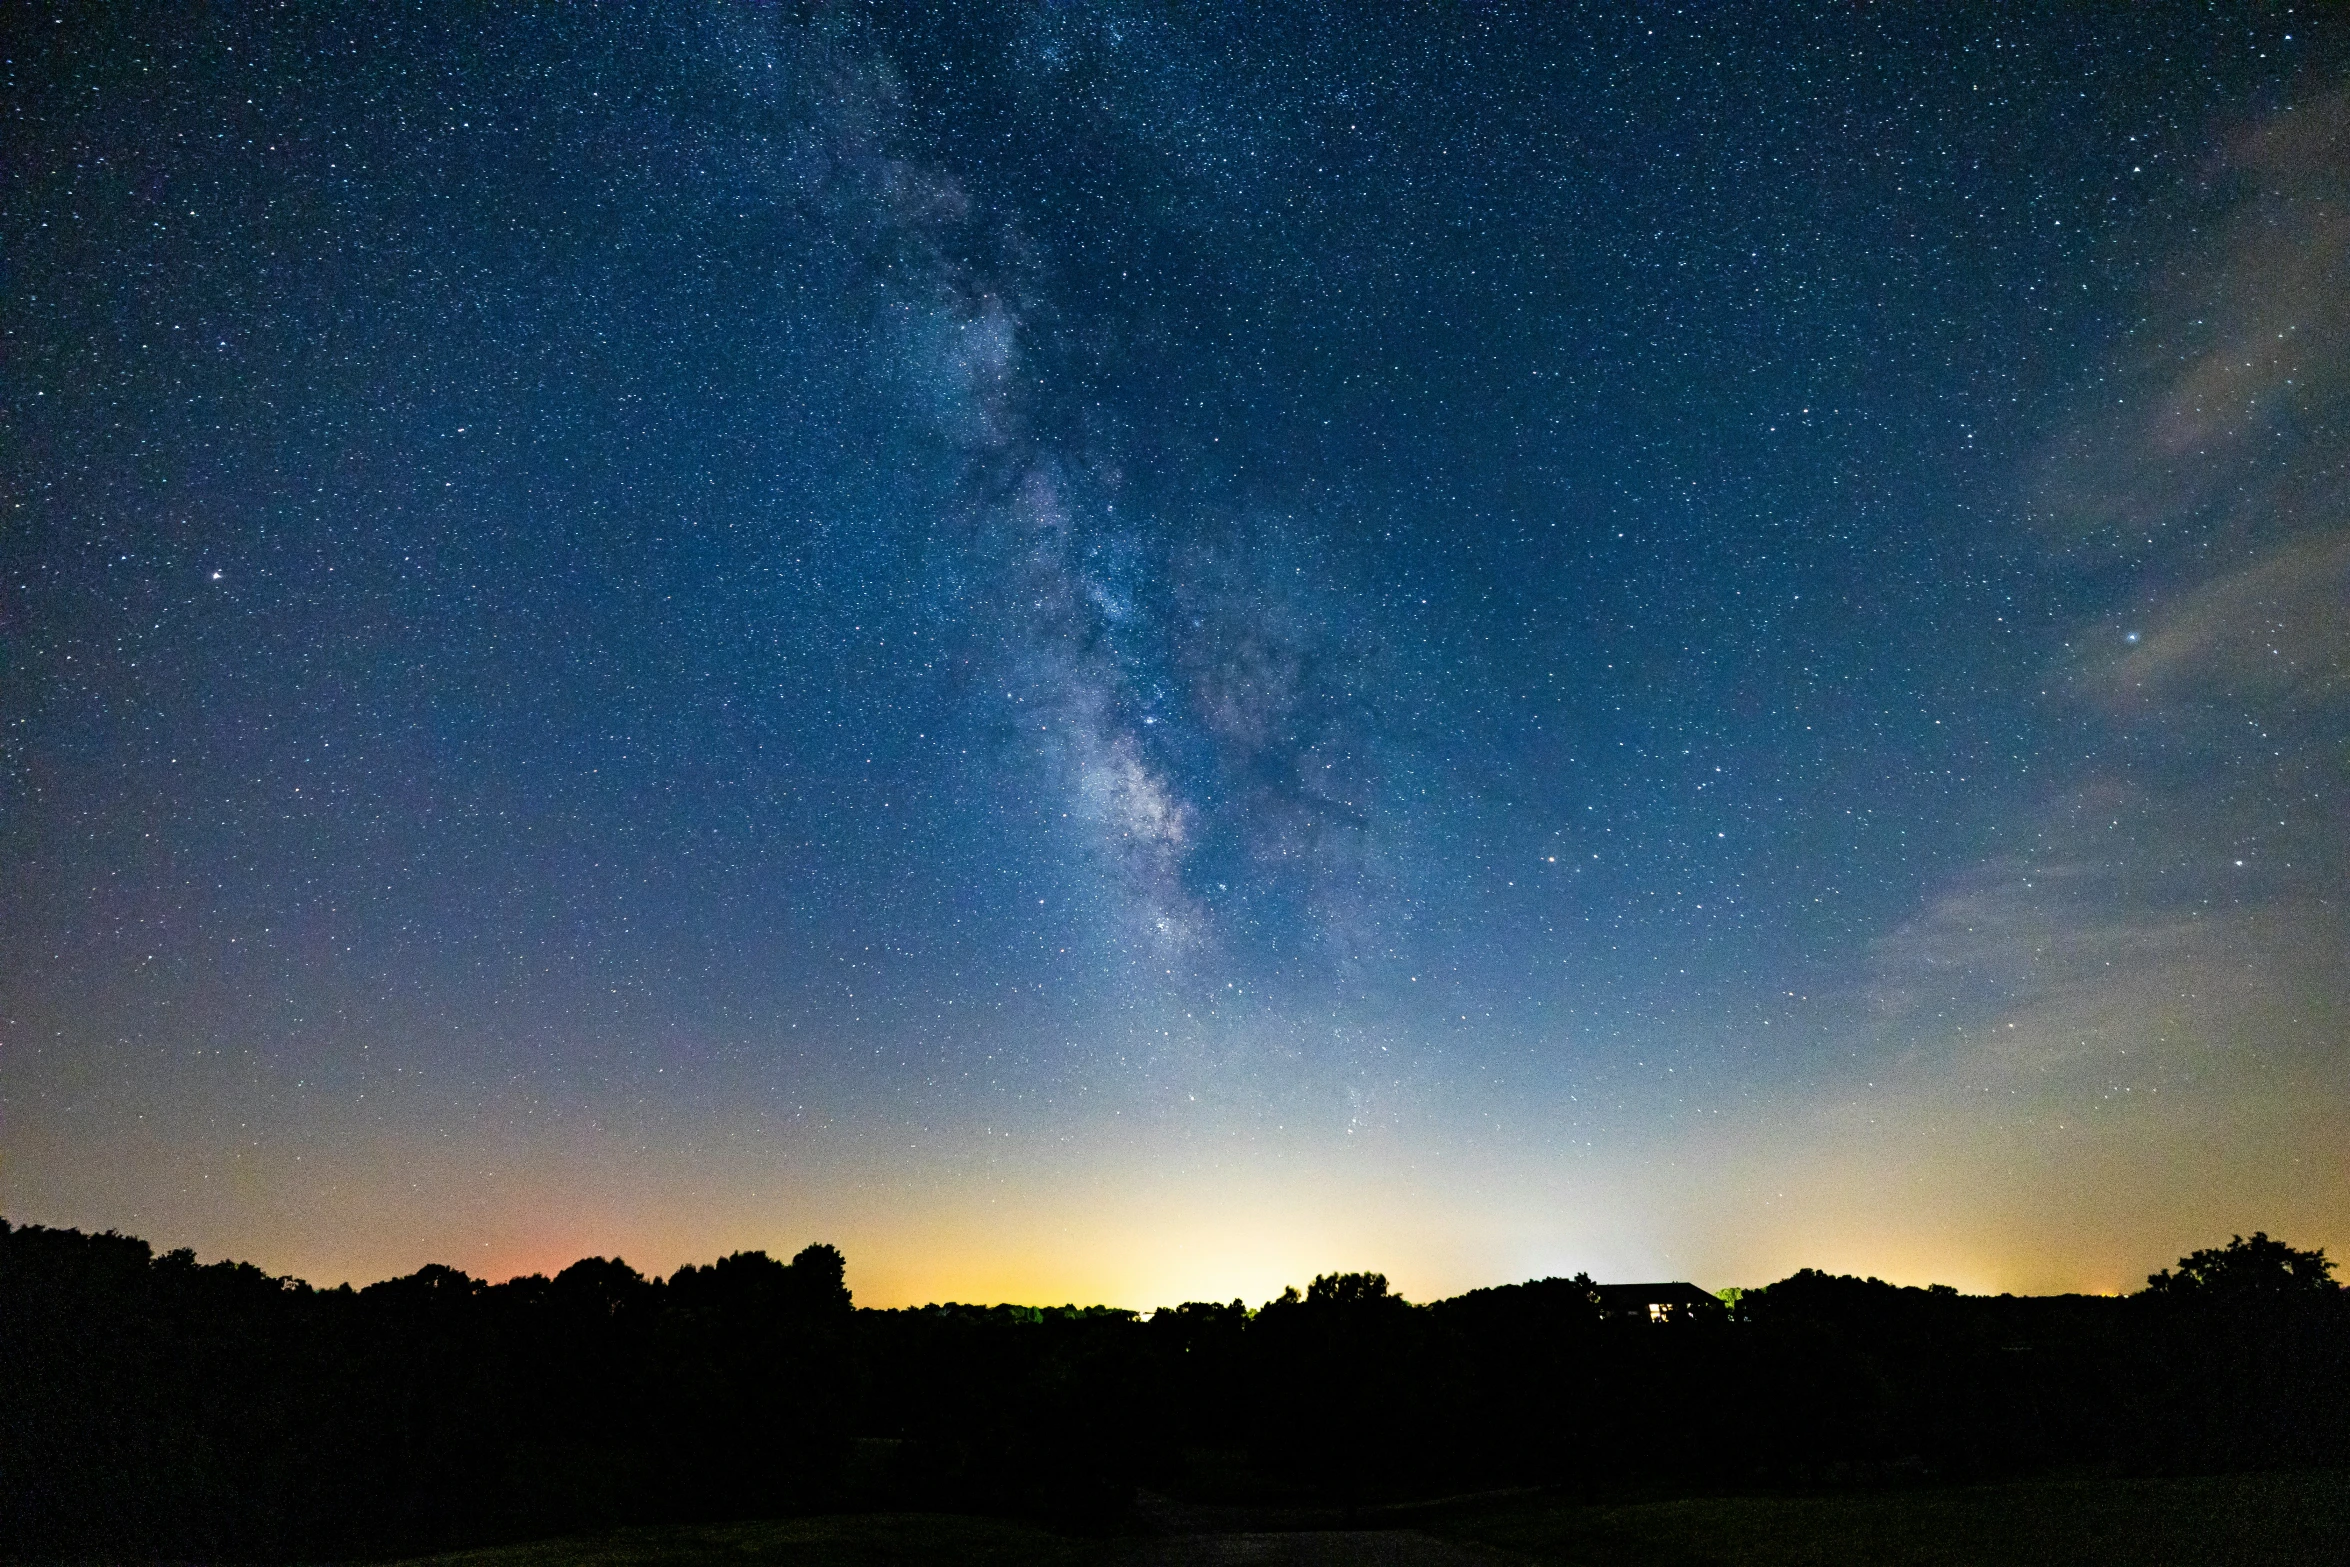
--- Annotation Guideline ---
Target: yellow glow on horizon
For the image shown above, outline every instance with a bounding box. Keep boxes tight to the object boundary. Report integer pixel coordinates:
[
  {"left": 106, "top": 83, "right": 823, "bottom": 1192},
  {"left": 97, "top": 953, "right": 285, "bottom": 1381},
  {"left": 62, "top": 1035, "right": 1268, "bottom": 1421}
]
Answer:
[{"left": 6, "top": 1056, "right": 2343, "bottom": 1308}]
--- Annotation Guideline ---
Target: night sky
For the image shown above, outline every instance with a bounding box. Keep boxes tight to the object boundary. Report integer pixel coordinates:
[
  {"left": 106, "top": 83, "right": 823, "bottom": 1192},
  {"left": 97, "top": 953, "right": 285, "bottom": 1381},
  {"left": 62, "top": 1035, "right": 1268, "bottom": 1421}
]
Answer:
[{"left": 5, "top": 3, "right": 2345, "bottom": 1306}]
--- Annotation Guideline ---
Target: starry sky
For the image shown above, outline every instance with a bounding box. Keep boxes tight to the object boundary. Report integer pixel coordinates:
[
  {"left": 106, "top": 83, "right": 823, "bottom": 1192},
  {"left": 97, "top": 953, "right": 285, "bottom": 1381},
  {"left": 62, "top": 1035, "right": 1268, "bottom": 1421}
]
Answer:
[{"left": 5, "top": 3, "right": 2345, "bottom": 1306}]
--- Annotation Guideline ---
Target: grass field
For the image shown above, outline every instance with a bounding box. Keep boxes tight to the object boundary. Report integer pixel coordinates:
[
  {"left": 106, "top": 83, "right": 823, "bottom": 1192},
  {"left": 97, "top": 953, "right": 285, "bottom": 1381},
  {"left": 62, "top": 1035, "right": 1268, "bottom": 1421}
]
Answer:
[
  {"left": 383, "top": 1514, "right": 1106, "bottom": 1567},
  {"left": 1414, "top": 1470, "right": 2350, "bottom": 1566},
  {"left": 381, "top": 1470, "right": 2350, "bottom": 1566}
]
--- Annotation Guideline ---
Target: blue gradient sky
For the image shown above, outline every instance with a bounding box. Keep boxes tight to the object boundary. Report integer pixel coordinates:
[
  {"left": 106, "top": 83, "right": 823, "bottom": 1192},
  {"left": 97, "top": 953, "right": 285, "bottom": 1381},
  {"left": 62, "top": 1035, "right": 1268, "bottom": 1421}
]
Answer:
[{"left": 5, "top": 3, "right": 2345, "bottom": 1304}]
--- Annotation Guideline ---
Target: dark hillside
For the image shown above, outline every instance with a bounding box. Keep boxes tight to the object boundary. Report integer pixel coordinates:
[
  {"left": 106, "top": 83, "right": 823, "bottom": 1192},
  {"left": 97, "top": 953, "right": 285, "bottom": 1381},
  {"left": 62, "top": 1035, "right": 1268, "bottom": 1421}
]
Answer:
[{"left": 2, "top": 1220, "right": 2343, "bottom": 1562}]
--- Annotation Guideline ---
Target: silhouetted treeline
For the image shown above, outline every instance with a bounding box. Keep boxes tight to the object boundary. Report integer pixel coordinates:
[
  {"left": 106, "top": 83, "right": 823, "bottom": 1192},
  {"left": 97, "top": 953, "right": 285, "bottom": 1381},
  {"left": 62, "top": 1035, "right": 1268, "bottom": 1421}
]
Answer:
[
  {"left": 0, "top": 1222, "right": 851, "bottom": 1561},
  {"left": 4, "top": 1220, "right": 2344, "bottom": 1562},
  {"left": 850, "top": 1243, "right": 2347, "bottom": 1521}
]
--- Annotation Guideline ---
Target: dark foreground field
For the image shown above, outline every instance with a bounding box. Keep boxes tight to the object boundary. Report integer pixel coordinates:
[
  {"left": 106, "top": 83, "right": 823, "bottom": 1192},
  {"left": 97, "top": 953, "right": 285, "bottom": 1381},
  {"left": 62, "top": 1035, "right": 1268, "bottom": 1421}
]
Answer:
[
  {"left": 386, "top": 1470, "right": 2350, "bottom": 1567},
  {"left": 1410, "top": 1470, "right": 2350, "bottom": 1565}
]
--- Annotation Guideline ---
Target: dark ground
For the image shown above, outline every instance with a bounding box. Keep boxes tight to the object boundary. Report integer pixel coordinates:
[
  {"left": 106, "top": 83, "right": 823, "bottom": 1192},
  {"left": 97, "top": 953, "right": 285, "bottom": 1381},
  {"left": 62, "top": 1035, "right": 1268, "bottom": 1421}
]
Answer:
[{"left": 380, "top": 1470, "right": 2350, "bottom": 1567}]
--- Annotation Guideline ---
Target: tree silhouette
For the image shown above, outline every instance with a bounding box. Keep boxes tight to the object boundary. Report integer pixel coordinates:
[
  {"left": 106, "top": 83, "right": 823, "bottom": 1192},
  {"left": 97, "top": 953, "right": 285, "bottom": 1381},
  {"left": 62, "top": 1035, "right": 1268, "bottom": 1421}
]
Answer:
[
  {"left": 1304, "top": 1271, "right": 1396, "bottom": 1309},
  {"left": 2142, "top": 1233, "right": 2338, "bottom": 1299},
  {"left": 789, "top": 1242, "right": 853, "bottom": 1314}
]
